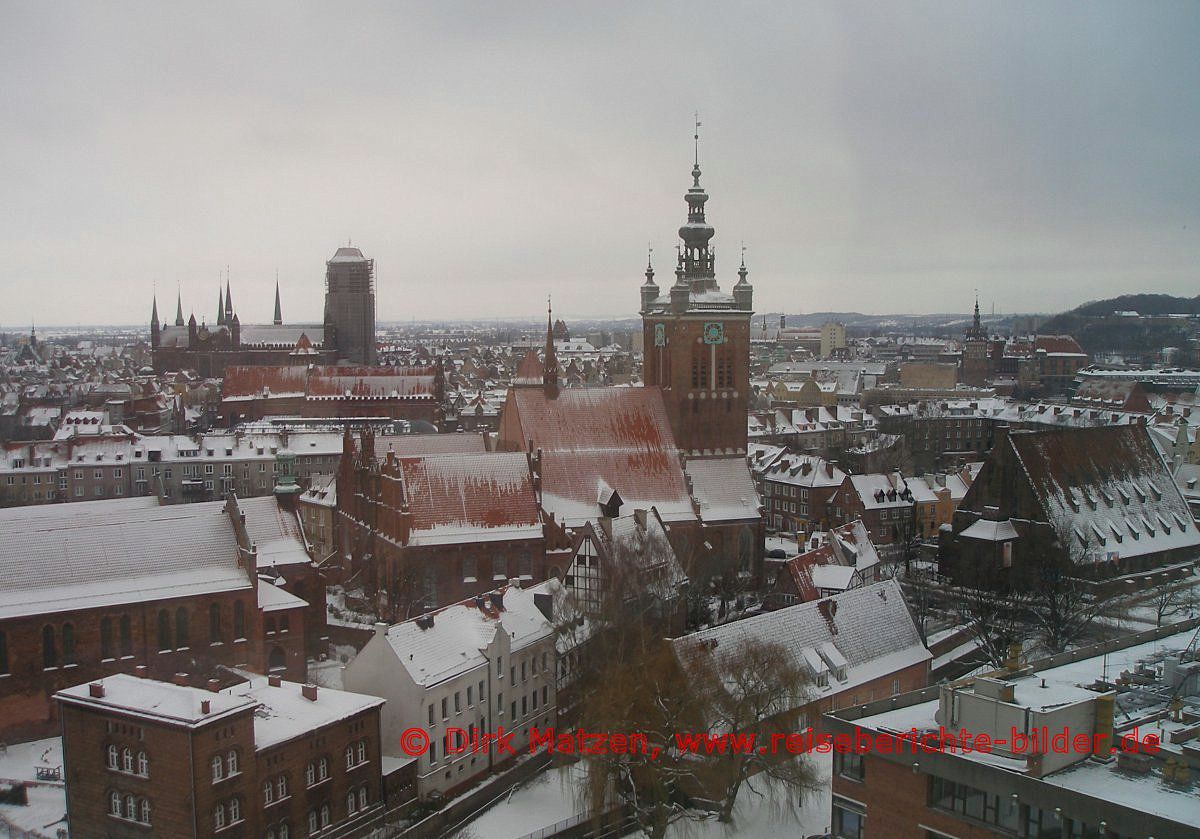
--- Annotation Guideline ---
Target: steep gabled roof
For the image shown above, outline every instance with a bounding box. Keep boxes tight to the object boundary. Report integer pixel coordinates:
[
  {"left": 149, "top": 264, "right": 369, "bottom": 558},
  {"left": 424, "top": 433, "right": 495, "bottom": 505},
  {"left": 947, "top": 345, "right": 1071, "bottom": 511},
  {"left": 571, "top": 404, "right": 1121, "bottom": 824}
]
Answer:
[
  {"left": 674, "top": 580, "right": 929, "bottom": 700},
  {"left": 1007, "top": 426, "right": 1200, "bottom": 561},
  {"left": 395, "top": 452, "right": 541, "bottom": 546},
  {"left": 506, "top": 387, "right": 679, "bottom": 452}
]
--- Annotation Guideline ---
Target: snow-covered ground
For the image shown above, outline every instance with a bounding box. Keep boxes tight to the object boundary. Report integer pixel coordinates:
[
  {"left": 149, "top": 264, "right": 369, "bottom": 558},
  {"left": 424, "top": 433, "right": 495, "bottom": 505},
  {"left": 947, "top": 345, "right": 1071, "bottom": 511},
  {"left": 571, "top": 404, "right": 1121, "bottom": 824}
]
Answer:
[
  {"left": 666, "top": 752, "right": 831, "bottom": 839},
  {"left": 453, "top": 752, "right": 832, "bottom": 839},
  {"left": 453, "top": 762, "right": 590, "bottom": 839},
  {"left": 0, "top": 737, "right": 67, "bottom": 838}
]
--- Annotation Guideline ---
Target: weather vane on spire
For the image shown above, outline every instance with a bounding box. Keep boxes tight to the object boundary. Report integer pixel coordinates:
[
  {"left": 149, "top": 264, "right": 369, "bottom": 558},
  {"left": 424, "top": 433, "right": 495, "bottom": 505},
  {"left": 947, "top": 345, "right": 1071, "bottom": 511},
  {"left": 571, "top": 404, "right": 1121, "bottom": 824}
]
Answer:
[
  {"left": 647, "top": 241, "right": 654, "bottom": 268},
  {"left": 694, "top": 111, "right": 702, "bottom": 165},
  {"left": 740, "top": 241, "right": 747, "bottom": 267}
]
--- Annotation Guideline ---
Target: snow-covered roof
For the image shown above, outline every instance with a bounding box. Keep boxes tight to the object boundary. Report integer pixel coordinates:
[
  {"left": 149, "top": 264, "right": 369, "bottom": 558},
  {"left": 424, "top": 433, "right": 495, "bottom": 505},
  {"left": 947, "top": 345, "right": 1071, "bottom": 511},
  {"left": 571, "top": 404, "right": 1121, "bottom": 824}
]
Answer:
[
  {"left": 960, "top": 517, "right": 1020, "bottom": 541},
  {"left": 228, "top": 676, "right": 383, "bottom": 750},
  {"left": 811, "top": 564, "right": 855, "bottom": 591},
  {"left": 257, "top": 580, "right": 308, "bottom": 612},
  {"left": 674, "top": 580, "right": 929, "bottom": 700},
  {"left": 684, "top": 456, "right": 760, "bottom": 523},
  {"left": 383, "top": 585, "right": 553, "bottom": 687},
  {"left": 241, "top": 495, "right": 310, "bottom": 568},
  {"left": 56, "top": 673, "right": 254, "bottom": 727},
  {"left": 1007, "top": 426, "right": 1200, "bottom": 562},
  {"left": 0, "top": 498, "right": 250, "bottom": 620}
]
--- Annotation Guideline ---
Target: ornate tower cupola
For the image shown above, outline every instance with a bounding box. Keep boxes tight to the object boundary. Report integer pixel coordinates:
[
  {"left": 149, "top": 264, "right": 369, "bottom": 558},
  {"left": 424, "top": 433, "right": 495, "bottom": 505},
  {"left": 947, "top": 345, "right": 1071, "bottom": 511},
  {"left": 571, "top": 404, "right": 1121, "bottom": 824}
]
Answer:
[
  {"left": 640, "top": 246, "right": 660, "bottom": 313},
  {"left": 733, "top": 246, "right": 753, "bottom": 311},
  {"left": 678, "top": 116, "right": 717, "bottom": 291}
]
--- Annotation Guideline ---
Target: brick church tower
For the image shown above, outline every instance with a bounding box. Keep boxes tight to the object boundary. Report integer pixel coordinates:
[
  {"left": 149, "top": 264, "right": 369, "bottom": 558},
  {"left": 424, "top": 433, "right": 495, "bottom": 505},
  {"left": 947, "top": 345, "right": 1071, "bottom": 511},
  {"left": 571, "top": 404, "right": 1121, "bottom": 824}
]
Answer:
[
  {"left": 961, "top": 296, "right": 990, "bottom": 386},
  {"left": 640, "top": 128, "right": 753, "bottom": 456}
]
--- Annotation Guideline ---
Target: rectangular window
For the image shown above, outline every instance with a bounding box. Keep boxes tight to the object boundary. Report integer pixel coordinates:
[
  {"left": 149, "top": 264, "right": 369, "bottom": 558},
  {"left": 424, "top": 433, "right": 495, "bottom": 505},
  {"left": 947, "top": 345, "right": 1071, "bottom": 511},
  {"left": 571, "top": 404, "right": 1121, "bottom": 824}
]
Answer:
[
  {"left": 441, "top": 697, "right": 448, "bottom": 720},
  {"left": 835, "top": 751, "right": 865, "bottom": 781},
  {"left": 832, "top": 798, "right": 865, "bottom": 839},
  {"left": 454, "top": 692, "right": 461, "bottom": 713}
]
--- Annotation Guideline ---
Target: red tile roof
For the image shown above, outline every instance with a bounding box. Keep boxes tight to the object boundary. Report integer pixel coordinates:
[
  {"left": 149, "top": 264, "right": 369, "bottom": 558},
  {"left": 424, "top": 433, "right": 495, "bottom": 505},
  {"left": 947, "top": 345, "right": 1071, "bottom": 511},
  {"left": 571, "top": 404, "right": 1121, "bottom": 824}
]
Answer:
[
  {"left": 507, "top": 387, "right": 679, "bottom": 452},
  {"left": 221, "top": 365, "right": 437, "bottom": 400},
  {"left": 393, "top": 452, "right": 540, "bottom": 537},
  {"left": 222, "top": 365, "right": 310, "bottom": 398}
]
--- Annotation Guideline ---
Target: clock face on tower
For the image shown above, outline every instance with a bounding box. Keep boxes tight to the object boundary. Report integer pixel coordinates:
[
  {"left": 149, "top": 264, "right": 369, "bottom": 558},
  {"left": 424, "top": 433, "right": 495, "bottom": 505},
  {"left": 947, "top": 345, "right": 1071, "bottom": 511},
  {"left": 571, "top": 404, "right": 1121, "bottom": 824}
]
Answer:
[{"left": 702, "top": 321, "right": 725, "bottom": 345}]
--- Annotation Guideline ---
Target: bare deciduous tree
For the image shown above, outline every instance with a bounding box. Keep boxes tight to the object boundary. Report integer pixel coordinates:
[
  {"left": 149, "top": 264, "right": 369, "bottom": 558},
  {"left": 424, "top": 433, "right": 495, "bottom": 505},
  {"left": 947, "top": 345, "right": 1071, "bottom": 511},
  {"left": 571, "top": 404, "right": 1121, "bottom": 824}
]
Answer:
[{"left": 680, "top": 639, "right": 819, "bottom": 823}]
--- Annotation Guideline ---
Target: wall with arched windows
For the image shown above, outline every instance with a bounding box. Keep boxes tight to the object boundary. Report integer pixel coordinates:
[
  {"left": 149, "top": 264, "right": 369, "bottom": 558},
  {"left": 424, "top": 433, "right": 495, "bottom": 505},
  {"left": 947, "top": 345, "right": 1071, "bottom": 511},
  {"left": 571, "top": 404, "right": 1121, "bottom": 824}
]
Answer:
[{"left": 0, "top": 591, "right": 267, "bottom": 741}]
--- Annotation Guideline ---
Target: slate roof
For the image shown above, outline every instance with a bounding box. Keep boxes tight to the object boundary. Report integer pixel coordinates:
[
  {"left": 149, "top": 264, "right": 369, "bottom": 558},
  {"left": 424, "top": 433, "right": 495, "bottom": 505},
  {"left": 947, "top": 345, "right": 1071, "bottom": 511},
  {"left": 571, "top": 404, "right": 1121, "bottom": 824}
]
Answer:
[{"left": 0, "top": 498, "right": 249, "bottom": 620}]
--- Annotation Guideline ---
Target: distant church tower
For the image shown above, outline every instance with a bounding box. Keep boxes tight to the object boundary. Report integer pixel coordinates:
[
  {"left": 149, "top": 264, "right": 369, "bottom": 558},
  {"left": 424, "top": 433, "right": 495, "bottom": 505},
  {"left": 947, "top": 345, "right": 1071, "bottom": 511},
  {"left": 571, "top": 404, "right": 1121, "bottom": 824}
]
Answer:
[
  {"left": 961, "top": 295, "right": 989, "bottom": 386},
  {"left": 324, "top": 245, "right": 377, "bottom": 365},
  {"left": 641, "top": 127, "right": 752, "bottom": 455}
]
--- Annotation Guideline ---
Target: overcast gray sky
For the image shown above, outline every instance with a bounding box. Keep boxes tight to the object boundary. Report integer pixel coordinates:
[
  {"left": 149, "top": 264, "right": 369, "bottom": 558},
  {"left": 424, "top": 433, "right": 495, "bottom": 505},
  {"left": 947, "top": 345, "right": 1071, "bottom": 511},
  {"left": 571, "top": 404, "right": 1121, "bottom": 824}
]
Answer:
[{"left": 1, "top": 1, "right": 1197, "bottom": 327}]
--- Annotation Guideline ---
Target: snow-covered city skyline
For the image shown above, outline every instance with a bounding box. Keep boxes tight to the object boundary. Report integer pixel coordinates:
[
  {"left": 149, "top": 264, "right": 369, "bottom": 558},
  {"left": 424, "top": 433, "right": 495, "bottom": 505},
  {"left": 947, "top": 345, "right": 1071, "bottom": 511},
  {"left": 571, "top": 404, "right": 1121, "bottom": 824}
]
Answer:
[{"left": 2, "top": 2, "right": 1198, "bottom": 326}]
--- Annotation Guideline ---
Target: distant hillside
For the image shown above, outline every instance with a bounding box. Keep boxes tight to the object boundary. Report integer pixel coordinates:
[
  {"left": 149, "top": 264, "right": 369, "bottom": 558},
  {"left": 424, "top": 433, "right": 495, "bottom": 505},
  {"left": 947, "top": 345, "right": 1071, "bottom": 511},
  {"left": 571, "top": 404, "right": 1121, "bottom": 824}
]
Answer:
[{"left": 1039, "top": 294, "right": 1200, "bottom": 357}]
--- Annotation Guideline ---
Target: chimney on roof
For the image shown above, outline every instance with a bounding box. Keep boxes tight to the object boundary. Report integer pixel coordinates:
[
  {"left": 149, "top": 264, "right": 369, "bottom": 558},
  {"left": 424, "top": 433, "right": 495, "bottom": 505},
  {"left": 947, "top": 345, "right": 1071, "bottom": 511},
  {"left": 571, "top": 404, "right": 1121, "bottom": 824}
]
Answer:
[
  {"left": 206, "top": 679, "right": 221, "bottom": 693},
  {"left": 415, "top": 614, "right": 434, "bottom": 630},
  {"left": 301, "top": 684, "right": 318, "bottom": 702},
  {"left": 172, "top": 672, "right": 189, "bottom": 687},
  {"left": 489, "top": 591, "right": 505, "bottom": 612},
  {"left": 201, "top": 699, "right": 211, "bottom": 714},
  {"left": 89, "top": 682, "right": 105, "bottom": 698},
  {"left": 373, "top": 621, "right": 388, "bottom": 637},
  {"left": 825, "top": 461, "right": 834, "bottom": 478},
  {"left": 135, "top": 665, "right": 148, "bottom": 679},
  {"left": 509, "top": 577, "right": 521, "bottom": 590},
  {"left": 268, "top": 674, "right": 282, "bottom": 688}
]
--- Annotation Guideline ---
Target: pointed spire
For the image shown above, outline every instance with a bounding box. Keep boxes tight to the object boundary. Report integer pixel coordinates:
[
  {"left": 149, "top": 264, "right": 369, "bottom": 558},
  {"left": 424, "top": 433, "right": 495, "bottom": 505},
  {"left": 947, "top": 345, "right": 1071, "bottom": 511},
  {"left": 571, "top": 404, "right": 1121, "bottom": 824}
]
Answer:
[
  {"left": 217, "top": 286, "right": 225, "bottom": 326},
  {"left": 543, "top": 296, "right": 559, "bottom": 397},
  {"left": 273, "top": 274, "right": 283, "bottom": 325},
  {"left": 224, "top": 271, "right": 234, "bottom": 319},
  {"left": 150, "top": 294, "right": 159, "bottom": 329},
  {"left": 175, "top": 289, "right": 184, "bottom": 326}
]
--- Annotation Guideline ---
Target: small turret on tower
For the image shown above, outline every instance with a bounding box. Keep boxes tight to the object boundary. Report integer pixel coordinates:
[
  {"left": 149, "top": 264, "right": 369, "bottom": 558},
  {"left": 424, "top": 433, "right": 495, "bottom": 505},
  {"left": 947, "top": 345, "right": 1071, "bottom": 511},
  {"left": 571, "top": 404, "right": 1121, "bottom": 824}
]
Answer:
[
  {"left": 733, "top": 244, "right": 753, "bottom": 311},
  {"left": 640, "top": 245, "right": 660, "bottom": 313}
]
